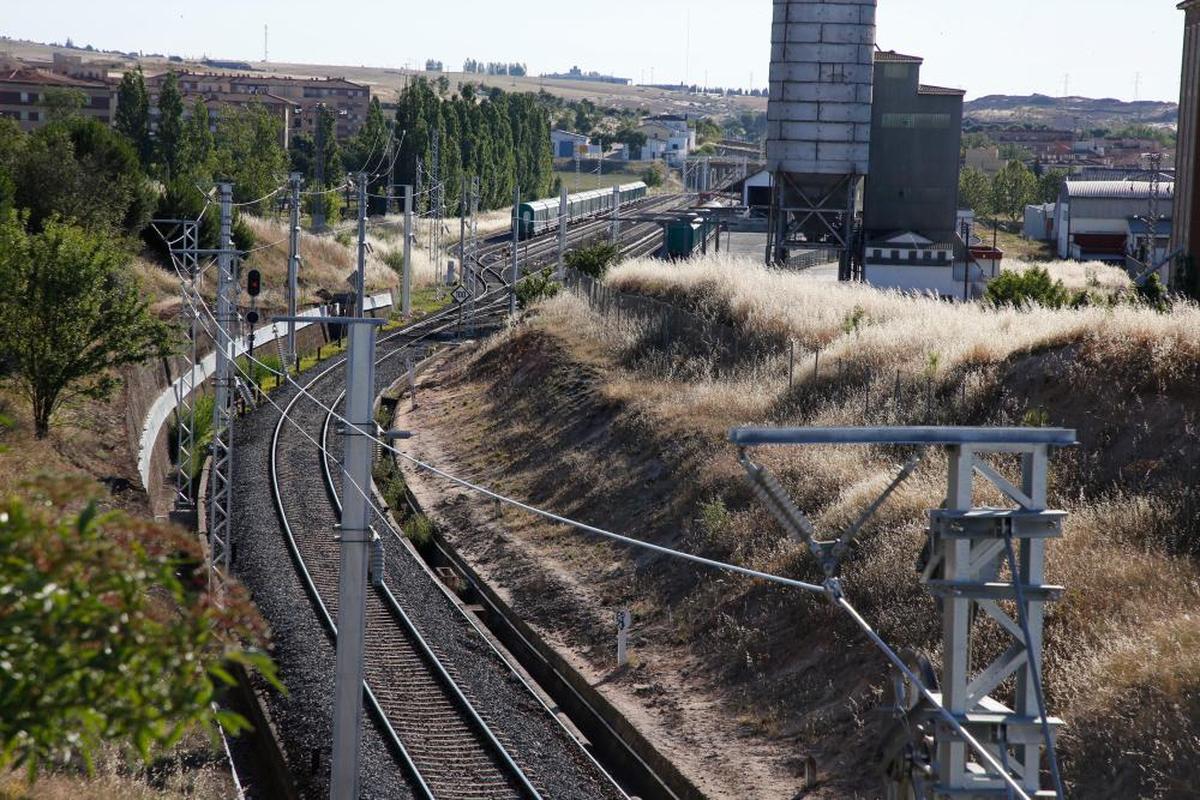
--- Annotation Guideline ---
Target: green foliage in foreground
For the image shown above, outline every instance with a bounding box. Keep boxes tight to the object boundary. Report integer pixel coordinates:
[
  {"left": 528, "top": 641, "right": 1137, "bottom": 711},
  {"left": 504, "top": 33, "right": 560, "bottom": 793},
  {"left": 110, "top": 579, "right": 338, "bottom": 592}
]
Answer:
[
  {"left": 565, "top": 241, "right": 621, "bottom": 279},
  {"left": 0, "top": 478, "right": 278, "bottom": 779}
]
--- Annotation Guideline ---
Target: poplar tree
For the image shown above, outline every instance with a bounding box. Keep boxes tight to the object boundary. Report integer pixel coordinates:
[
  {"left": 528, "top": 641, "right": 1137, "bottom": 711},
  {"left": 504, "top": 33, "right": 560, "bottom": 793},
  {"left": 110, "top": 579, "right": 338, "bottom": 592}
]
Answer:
[
  {"left": 156, "top": 71, "right": 184, "bottom": 180},
  {"left": 114, "top": 67, "right": 151, "bottom": 167}
]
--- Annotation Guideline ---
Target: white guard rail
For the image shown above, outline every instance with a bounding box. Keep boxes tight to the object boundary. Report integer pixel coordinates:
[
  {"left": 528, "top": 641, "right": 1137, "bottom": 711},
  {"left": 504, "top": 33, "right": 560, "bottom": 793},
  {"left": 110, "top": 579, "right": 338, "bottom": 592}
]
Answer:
[{"left": 138, "top": 292, "right": 395, "bottom": 492}]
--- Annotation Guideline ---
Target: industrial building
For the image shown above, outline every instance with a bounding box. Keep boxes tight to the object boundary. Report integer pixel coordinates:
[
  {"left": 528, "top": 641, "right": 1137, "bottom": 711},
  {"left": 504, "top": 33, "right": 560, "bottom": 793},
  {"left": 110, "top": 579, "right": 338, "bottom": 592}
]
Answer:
[
  {"left": 639, "top": 115, "right": 696, "bottom": 166},
  {"left": 1172, "top": 0, "right": 1200, "bottom": 290},
  {"left": 1054, "top": 179, "right": 1174, "bottom": 265},
  {"left": 861, "top": 51, "right": 969, "bottom": 296}
]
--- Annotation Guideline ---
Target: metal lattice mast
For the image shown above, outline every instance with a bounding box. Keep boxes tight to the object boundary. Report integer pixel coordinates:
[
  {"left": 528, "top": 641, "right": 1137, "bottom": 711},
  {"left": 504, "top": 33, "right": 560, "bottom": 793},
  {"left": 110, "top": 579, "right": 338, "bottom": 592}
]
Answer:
[
  {"left": 286, "top": 173, "right": 302, "bottom": 369},
  {"left": 208, "top": 182, "right": 238, "bottom": 598},
  {"left": 466, "top": 176, "right": 480, "bottom": 336},
  {"left": 173, "top": 220, "right": 200, "bottom": 510}
]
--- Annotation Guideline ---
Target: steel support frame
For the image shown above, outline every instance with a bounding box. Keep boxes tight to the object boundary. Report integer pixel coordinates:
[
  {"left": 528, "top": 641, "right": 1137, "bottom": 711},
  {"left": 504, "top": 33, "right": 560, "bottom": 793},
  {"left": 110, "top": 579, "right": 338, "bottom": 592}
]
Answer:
[
  {"left": 209, "top": 183, "right": 239, "bottom": 598},
  {"left": 157, "top": 218, "right": 200, "bottom": 510},
  {"left": 767, "top": 171, "right": 862, "bottom": 279},
  {"left": 927, "top": 443, "right": 1059, "bottom": 797}
]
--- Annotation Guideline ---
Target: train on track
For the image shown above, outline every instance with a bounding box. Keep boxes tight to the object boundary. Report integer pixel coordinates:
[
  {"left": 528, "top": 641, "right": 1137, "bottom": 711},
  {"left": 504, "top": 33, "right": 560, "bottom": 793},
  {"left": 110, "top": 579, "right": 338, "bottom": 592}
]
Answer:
[{"left": 514, "top": 182, "right": 648, "bottom": 240}]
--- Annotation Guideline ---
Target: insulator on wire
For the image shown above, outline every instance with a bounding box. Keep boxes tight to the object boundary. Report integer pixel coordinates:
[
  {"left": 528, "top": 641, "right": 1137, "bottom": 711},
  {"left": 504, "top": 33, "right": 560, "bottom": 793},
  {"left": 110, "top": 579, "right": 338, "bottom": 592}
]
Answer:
[{"left": 369, "top": 534, "right": 385, "bottom": 588}]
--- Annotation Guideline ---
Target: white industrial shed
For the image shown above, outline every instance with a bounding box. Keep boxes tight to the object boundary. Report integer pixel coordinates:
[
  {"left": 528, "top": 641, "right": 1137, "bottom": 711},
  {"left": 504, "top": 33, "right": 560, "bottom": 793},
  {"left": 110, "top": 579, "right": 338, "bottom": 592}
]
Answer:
[{"left": 1055, "top": 180, "right": 1174, "bottom": 262}]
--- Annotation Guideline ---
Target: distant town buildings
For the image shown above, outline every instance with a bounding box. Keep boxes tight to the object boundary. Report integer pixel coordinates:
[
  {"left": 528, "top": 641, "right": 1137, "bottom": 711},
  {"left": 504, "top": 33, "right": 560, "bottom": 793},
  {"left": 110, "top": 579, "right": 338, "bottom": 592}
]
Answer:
[
  {"left": 145, "top": 71, "right": 370, "bottom": 144},
  {"left": 541, "top": 66, "right": 630, "bottom": 86},
  {"left": 638, "top": 115, "right": 696, "bottom": 166},
  {"left": 0, "top": 52, "right": 115, "bottom": 130},
  {"left": 0, "top": 51, "right": 370, "bottom": 144}
]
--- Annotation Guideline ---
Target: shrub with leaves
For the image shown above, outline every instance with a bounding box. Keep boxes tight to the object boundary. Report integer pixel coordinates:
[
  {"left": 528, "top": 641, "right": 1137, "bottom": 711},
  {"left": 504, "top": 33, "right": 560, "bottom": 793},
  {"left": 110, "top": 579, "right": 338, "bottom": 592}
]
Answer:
[
  {"left": 0, "top": 478, "right": 278, "bottom": 779},
  {"left": 986, "top": 266, "right": 1072, "bottom": 309},
  {"left": 565, "top": 242, "right": 621, "bottom": 279},
  {"left": 516, "top": 268, "right": 561, "bottom": 307}
]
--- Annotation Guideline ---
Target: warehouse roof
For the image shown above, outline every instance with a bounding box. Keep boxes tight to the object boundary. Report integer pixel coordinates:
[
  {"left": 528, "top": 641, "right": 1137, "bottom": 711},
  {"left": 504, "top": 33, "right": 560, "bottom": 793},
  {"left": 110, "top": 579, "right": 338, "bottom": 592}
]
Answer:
[
  {"left": 918, "top": 84, "right": 966, "bottom": 96},
  {"left": 874, "top": 51, "right": 924, "bottom": 64},
  {"left": 1064, "top": 180, "right": 1174, "bottom": 199}
]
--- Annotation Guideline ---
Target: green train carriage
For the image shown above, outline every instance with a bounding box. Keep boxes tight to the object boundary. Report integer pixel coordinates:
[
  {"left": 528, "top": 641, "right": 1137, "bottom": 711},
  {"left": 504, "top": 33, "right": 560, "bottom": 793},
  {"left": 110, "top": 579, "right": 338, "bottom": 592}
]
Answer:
[{"left": 514, "top": 182, "right": 647, "bottom": 240}]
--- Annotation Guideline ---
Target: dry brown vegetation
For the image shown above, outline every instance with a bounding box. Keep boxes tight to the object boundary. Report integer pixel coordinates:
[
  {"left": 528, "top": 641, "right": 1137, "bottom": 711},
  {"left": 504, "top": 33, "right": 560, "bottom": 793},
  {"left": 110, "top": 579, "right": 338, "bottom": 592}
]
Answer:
[{"left": 411, "top": 255, "right": 1200, "bottom": 798}]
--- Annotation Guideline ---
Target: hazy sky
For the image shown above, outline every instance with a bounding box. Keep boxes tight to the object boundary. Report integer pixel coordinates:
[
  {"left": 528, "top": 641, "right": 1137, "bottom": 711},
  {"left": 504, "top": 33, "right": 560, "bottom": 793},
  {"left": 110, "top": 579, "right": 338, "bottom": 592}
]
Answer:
[{"left": 2, "top": 1, "right": 1188, "bottom": 102}]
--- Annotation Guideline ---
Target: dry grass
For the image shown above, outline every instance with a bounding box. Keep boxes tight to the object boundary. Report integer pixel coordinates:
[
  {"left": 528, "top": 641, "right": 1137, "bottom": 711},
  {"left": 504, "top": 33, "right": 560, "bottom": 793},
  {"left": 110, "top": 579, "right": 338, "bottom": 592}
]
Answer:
[
  {"left": 606, "top": 255, "right": 1197, "bottom": 394},
  {"left": 1003, "top": 256, "right": 1135, "bottom": 292},
  {"left": 239, "top": 215, "right": 398, "bottom": 311},
  {"left": 491, "top": 262, "right": 1200, "bottom": 795}
]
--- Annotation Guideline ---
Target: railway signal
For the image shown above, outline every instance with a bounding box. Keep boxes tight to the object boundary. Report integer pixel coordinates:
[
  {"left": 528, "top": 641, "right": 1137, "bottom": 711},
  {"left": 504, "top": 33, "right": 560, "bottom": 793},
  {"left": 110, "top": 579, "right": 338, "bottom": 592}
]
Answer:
[{"left": 246, "top": 269, "right": 262, "bottom": 298}]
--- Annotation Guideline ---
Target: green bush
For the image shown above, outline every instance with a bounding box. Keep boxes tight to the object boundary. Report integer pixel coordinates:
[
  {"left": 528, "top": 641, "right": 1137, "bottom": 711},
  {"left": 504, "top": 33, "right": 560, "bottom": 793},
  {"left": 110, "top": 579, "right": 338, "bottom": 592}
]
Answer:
[
  {"left": 404, "top": 514, "right": 434, "bottom": 548},
  {"left": 985, "top": 267, "right": 1071, "bottom": 309},
  {"left": 382, "top": 248, "right": 405, "bottom": 275},
  {"left": 516, "top": 268, "right": 561, "bottom": 307},
  {"left": 641, "top": 163, "right": 666, "bottom": 188},
  {"left": 565, "top": 241, "right": 620, "bottom": 279}
]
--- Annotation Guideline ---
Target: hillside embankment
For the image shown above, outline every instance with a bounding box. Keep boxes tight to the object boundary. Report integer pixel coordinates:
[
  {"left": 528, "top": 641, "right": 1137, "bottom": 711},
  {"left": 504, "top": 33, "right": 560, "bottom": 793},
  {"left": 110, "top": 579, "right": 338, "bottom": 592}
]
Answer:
[{"left": 397, "top": 255, "right": 1200, "bottom": 799}]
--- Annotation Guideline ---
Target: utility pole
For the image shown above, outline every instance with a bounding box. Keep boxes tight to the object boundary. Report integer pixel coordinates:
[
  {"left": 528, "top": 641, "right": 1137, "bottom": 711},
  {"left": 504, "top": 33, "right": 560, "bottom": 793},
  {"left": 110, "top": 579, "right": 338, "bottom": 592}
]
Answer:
[
  {"left": 510, "top": 185, "right": 520, "bottom": 315},
  {"left": 329, "top": 315, "right": 384, "bottom": 800},
  {"left": 402, "top": 185, "right": 413, "bottom": 316},
  {"left": 209, "top": 182, "right": 238, "bottom": 599},
  {"left": 458, "top": 177, "right": 467, "bottom": 283},
  {"left": 314, "top": 105, "right": 327, "bottom": 232},
  {"left": 286, "top": 173, "right": 302, "bottom": 369},
  {"left": 611, "top": 184, "right": 621, "bottom": 246},
  {"left": 355, "top": 172, "right": 368, "bottom": 315},
  {"left": 557, "top": 183, "right": 568, "bottom": 281}
]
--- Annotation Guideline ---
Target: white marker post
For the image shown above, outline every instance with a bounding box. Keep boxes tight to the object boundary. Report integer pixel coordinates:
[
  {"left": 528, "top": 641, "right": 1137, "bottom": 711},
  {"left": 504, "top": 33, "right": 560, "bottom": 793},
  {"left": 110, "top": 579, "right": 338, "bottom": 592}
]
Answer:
[{"left": 616, "top": 608, "right": 632, "bottom": 668}]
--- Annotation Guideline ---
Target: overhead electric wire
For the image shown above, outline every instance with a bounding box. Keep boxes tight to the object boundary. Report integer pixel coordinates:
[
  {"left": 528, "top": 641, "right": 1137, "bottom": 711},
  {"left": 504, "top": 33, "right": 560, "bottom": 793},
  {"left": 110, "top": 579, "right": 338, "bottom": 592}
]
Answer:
[{"left": 154, "top": 204, "right": 1047, "bottom": 799}]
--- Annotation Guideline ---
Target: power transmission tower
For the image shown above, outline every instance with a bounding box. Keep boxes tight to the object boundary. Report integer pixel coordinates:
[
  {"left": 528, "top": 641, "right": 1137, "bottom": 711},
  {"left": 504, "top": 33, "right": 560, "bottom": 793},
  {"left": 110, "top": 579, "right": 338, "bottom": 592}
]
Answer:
[
  {"left": 286, "top": 172, "right": 302, "bottom": 369},
  {"left": 209, "top": 182, "right": 239, "bottom": 599}
]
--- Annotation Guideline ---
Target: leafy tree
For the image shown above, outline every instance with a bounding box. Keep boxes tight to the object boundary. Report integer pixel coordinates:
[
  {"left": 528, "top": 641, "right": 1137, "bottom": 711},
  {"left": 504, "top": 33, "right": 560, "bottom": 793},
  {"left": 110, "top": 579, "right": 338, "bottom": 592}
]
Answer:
[
  {"left": 958, "top": 167, "right": 992, "bottom": 216},
  {"left": 13, "top": 118, "right": 154, "bottom": 236},
  {"left": 991, "top": 160, "right": 1037, "bottom": 221},
  {"left": 642, "top": 162, "right": 666, "bottom": 188},
  {"left": 694, "top": 117, "right": 722, "bottom": 144},
  {"left": 212, "top": 104, "right": 288, "bottom": 213},
  {"left": 156, "top": 71, "right": 184, "bottom": 180},
  {"left": 1036, "top": 168, "right": 1068, "bottom": 205},
  {"left": 0, "top": 215, "right": 171, "bottom": 437},
  {"left": 985, "top": 267, "right": 1071, "bottom": 309},
  {"left": 114, "top": 67, "right": 152, "bottom": 167},
  {"left": 0, "top": 476, "right": 277, "bottom": 777},
  {"left": 565, "top": 241, "right": 620, "bottom": 278},
  {"left": 42, "top": 87, "right": 86, "bottom": 123},
  {"left": 179, "top": 98, "right": 213, "bottom": 176}
]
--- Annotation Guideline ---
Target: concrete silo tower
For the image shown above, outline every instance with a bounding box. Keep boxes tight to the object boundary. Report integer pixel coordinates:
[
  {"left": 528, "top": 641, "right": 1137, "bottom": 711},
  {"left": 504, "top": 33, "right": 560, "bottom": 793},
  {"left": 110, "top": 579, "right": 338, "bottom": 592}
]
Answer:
[{"left": 766, "top": 0, "right": 877, "bottom": 278}]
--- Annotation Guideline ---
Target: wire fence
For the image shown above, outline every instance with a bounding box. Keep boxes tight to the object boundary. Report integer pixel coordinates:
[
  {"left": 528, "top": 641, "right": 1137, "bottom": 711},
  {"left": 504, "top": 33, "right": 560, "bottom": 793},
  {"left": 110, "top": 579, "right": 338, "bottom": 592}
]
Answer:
[{"left": 564, "top": 268, "right": 1003, "bottom": 427}]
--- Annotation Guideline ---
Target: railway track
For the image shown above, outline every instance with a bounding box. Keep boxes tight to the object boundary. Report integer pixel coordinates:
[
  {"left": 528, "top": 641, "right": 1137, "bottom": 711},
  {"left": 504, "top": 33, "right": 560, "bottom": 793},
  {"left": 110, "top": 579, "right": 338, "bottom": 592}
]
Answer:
[{"left": 250, "top": 200, "right": 691, "bottom": 798}]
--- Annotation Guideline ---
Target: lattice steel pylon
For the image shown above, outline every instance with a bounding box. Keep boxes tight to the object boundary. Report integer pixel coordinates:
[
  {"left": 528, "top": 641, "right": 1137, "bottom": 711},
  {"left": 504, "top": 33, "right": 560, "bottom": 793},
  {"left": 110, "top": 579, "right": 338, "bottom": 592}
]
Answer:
[
  {"left": 208, "top": 182, "right": 239, "bottom": 599},
  {"left": 155, "top": 217, "right": 200, "bottom": 510},
  {"left": 731, "top": 427, "right": 1073, "bottom": 800}
]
